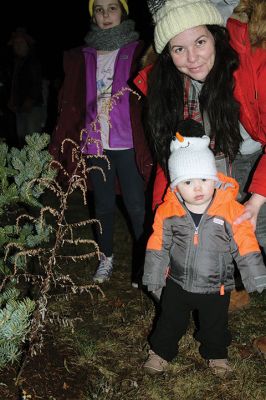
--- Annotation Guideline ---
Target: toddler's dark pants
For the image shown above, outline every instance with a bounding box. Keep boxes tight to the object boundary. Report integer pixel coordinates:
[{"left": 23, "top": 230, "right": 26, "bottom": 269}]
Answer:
[{"left": 150, "top": 278, "right": 231, "bottom": 362}]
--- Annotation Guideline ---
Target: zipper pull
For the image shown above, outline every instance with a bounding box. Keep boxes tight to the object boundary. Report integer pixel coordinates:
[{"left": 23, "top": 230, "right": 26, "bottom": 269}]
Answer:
[
  {"left": 220, "top": 284, "right": 225, "bottom": 296},
  {"left": 193, "top": 228, "right": 199, "bottom": 245}
]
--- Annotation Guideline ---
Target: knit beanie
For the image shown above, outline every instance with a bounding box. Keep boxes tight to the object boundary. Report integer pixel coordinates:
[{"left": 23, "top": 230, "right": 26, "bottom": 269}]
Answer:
[
  {"left": 168, "top": 132, "right": 218, "bottom": 189},
  {"left": 148, "top": 0, "right": 224, "bottom": 53},
  {"left": 88, "top": 0, "right": 129, "bottom": 17}
]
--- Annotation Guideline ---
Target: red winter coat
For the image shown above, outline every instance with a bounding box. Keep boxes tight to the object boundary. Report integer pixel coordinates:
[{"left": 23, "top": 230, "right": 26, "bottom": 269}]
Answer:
[
  {"left": 228, "top": 18, "right": 266, "bottom": 196},
  {"left": 134, "top": 18, "right": 266, "bottom": 209}
]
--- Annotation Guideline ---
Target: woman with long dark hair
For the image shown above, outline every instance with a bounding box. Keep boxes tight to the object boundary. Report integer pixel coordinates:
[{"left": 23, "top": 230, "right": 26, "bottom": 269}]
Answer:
[
  {"left": 134, "top": 0, "right": 266, "bottom": 374},
  {"left": 132, "top": 0, "right": 266, "bottom": 361},
  {"left": 146, "top": 23, "right": 241, "bottom": 175},
  {"left": 134, "top": 0, "right": 266, "bottom": 256}
]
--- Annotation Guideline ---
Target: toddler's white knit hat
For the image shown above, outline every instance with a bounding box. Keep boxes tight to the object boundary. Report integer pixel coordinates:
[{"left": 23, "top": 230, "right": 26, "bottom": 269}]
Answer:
[
  {"left": 148, "top": 0, "right": 224, "bottom": 53},
  {"left": 168, "top": 131, "right": 218, "bottom": 189}
]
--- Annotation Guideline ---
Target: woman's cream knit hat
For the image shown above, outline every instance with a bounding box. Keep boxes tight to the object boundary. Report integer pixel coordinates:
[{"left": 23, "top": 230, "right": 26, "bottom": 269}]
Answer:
[{"left": 148, "top": 0, "right": 224, "bottom": 53}]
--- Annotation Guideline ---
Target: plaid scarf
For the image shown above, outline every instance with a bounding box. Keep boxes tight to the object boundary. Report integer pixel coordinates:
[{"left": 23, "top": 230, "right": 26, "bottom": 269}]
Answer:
[
  {"left": 183, "top": 75, "right": 202, "bottom": 123},
  {"left": 183, "top": 76, "right": 215, "bottom": 150},
  {"left": 183, "top": 76, "right": 230, "bottom": 174}
]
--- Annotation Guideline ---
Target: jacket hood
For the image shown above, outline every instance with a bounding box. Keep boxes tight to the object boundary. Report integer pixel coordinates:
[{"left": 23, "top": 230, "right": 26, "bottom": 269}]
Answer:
[
  {"left": 141, "top": 44, "right": 158, "bottom": 68},
  {"left": 214, "top": 172, "right": 240, "bottom": 203},
  {"left": 133, "top": 46, "right": 156, "bottom": 96},
  {"left": 227, "top": 18, "right": 251, "bottom": 54}
]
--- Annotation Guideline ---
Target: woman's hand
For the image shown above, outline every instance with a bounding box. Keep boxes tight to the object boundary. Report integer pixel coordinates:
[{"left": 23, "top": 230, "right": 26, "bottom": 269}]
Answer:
[{"left": 234, "top": 193, "right": 266, "bottom": 230}]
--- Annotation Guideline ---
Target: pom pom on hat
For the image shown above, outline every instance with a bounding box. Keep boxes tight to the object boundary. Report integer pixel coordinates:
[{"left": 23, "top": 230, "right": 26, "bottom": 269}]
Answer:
[
  {"left": 88, "top": 0, "right": 129, "bottom": 17},
  {"left": 147, "top": 0, "right": 167, "bottom": 16},
  {"left": 148, "top": 0, "right": 224, "bottom": 53},
  {"left": 168, "top": 121, "right": 218, "bottom": 189}
]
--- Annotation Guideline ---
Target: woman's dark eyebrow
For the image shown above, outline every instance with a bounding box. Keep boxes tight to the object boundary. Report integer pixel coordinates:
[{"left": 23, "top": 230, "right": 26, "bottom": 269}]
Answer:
[
  {"left": 193, "top": 35, "right": 208, "bottom": 42},
  {"left": 171, "top": 35, "right": 208, "bottom": 49}
]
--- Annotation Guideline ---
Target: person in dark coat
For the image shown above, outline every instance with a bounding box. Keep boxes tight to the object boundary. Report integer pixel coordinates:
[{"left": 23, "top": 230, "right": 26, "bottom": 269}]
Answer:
[
  {"left": 8, "top": 28, "right": 44, "bottom": 148},
  {"left": 50, "top": 0, "right": 153, "bottom": 287}
]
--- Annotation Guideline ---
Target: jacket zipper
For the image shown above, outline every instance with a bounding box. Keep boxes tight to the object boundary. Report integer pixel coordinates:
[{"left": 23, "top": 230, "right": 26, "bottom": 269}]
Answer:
[
  {"left": 185, "top": 213, "right": 202, "bottom": 289},
  {"left": 192, "top": 220, "right": 224, "bottom": 295},
  {"left": 220, "top": 256, "right": 227, "bottom": 296},
  {"left": 176, "top": 192, "right": 214, "bottom": 291},
  {"left": 193, "top": 226, "right": 199, "bottom": 246}
]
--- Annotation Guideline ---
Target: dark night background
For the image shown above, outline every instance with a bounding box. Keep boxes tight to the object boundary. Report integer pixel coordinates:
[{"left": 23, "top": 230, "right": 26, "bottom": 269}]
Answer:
[
  {"left": 0, "top": 1, "right": 154, "bottom": 145},
  {"left": 1, "top": 0, "right": 153, "bottom": 79}
]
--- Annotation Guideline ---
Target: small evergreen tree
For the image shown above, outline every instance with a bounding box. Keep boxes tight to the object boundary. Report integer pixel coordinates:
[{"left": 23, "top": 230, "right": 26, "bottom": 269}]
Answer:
[
  {"left": 0, "top": 288, "right": 35, "bottom": 369},
  {"left": 0, "top": 133, "right": 57, "bottom": 369}
]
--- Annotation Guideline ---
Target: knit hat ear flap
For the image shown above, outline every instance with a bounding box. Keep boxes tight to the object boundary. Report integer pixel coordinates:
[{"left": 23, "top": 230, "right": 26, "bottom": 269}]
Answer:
[{"left": 88, "top": 0, "right": 129, "bottom": 17}]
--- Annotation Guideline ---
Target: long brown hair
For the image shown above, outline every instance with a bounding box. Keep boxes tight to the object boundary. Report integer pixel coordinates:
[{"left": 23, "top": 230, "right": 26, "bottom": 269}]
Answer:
[
  {"left": 233, "top": 0, "right": 266, "bottom": 48},
  {"left": 146, "top": 25, "right": 242, "bottom": 175}
]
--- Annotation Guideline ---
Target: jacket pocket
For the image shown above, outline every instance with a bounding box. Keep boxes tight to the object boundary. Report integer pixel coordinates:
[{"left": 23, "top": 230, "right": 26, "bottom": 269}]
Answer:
[{"left": 221, "top": 252, "right": 234, "bottom": 283}]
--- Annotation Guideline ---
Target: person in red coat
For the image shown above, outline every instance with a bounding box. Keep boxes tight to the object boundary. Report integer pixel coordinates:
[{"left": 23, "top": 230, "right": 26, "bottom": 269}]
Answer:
[
  {"left": 228, "top": 0, "right": 266, "bottom": 231},
  {"left": 230, "top": 0, "right": 266, "bottom": 360},
  {"left": 133, "top": 0, "right": 266, "bottom": 311},
  {"left": 134, "top": 0, "right": 266, "bottom": 255}
]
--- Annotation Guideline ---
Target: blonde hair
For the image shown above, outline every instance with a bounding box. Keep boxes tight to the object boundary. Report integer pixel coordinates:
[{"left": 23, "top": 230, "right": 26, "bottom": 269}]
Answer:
[{"left": 233, "top": 0, "right": 266, "bottom": 48}]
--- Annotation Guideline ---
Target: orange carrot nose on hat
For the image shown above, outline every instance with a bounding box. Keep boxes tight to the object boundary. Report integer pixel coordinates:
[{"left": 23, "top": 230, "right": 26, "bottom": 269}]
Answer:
[
  {"left": 168, "top": 120, "right": 218, "bottom": 189},
  {"left": 88, "top": 0, "right": 129, "bottom": 16},
  {"left": 169, "top": 134, "right": 218, "bottom": 188}
]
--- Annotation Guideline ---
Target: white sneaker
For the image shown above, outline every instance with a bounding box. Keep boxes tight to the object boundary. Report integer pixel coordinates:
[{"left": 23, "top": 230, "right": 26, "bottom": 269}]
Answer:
[
  {"left": 93, "top": 255, "right": 113, "bottom": 283},
  {"left": 208, "top": 359, "right": 233, "bottom": 376},
  {"left": 143, "top": 350, "right": 168, "bottom": 374}
]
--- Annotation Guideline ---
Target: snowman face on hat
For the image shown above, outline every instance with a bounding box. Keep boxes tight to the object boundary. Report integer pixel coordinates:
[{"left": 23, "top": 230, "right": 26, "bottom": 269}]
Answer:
[
  {"left": 170, "top": 132, "right": 210, "bottom": 152},
  {"left": 168, "top": 132, "right": 218, "bottom": 189}
]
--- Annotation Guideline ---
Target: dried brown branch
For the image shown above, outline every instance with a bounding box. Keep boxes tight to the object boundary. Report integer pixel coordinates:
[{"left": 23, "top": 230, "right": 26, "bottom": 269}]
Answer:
[{"left": 9, "top": 86, "right": 139, "bottom": 383}]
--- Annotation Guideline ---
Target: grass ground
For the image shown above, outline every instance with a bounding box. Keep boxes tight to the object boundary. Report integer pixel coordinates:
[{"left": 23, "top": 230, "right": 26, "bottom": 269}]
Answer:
[{"left": 0, "top": 190, "right": 265, "bottom": 399}]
